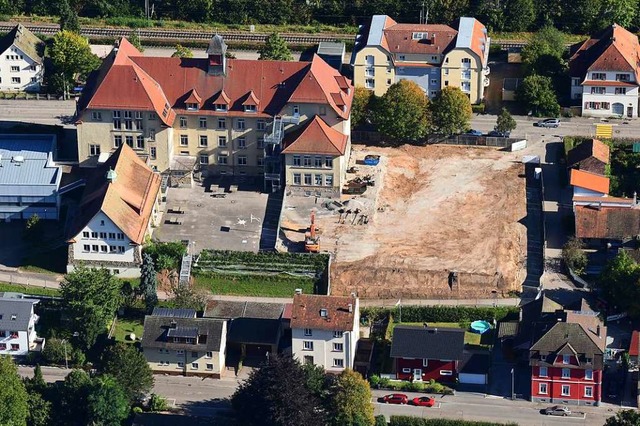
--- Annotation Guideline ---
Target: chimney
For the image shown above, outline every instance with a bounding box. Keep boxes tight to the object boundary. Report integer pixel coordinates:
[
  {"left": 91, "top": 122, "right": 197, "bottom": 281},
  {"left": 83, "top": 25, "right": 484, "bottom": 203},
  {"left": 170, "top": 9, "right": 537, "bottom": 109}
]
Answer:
[
  {"left": 597, "top": 325, "right": 601, "bottom": 337},
  {"left": 207, "top": 34, "right": 227, "bottom": 76},
  {"left": 295, "top": 288, "right": 302, "bottom": 295},
  {"left": 348, "top": 303, "right": 353, "bottom": 313}
]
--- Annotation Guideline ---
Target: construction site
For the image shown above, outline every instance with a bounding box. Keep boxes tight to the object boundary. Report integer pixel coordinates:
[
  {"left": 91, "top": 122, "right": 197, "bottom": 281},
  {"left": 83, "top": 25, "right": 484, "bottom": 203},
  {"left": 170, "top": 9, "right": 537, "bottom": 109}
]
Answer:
[{"left": 280, "top": 144, "right": 528, "bottom": 299}]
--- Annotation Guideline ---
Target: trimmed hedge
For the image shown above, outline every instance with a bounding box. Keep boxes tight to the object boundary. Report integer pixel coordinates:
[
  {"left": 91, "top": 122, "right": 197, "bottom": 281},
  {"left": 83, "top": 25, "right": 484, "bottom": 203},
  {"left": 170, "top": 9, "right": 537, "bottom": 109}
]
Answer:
[
  {"left": 390, "top": 417, "right": 518, "bottom": 426},
  {"left": 362, "top": 306, "right": 518, "bottom": 324},
  {"left": 375, "top": 415, "right": 387, "bottom": 426}
]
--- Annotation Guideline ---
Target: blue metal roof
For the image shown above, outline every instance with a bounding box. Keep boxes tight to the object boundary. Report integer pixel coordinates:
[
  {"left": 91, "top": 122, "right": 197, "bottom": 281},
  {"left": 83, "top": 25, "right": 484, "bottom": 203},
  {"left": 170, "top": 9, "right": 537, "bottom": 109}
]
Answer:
[
  {"left": 455, "top": 17, "right": 475, "bottom": 50},
  {"left": 0, "top": 134, "right": 61, "bottom": 196},
  {"left": 367, "top": 15, "right": 387, "bottom": 47}
]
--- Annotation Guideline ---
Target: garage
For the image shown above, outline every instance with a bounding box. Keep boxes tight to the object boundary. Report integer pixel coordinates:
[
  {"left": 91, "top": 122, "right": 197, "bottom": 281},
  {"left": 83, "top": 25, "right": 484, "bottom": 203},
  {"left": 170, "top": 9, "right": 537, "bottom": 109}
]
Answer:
[
  {"left": 458, "top": 351, "right": 490, "bottom": 385},
  {"left": 613, "top": 103, "right": 624, "bottom": 116},
  {"left": 459, "top": 372, "right": 487, "bottom": 385}
]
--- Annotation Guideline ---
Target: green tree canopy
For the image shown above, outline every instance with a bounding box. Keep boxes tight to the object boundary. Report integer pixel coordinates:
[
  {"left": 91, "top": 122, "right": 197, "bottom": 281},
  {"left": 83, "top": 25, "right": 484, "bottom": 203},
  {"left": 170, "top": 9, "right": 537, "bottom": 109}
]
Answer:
[
  {"left": 598, "top": 251, "right": 640, "bottom": 318},
  {"left": 49, "top": 30, "right": 101, "bottom": 95},
  {"left": 351, "top": 87, "right": 375, "bottom": 129},
  {"left": 372, "top": 80, "right": 430, "bottom": 144},
  {"left": 140, "top": 253, "right": 159, "bottom": 312},
  {"left": 605, "top": 409, "right": 640, "bottom": 426},
  {"left": 430, "top": 87, "right": 473, "bottom": 136},
  {"left": 516, "top": 74, "right": 560, "bottom": 117},
  {"left": 102, "top": 343, "right": 154, "bottom": 402},
  {"left": 503, "top": 0, "right": 535, "bottom": 31},
  {"left": 58, "top": 0, "right": 80, "bottom": 33},
  {"left": 562, "top": 237, "right": 588, "bottom": 275},
  {"left": 495, "top": 108, "right": 517, "bottom": 133},
  {"left": 0, "top": 356, "right": 29, "bottom": 426},
  {"left": 86, "top": 375, "right": 130, "bottom": 426},
  {"left": 55, "top": 370, "right": 92, "bottom": 426},
  {"left": 602, "top": 0, "right": 638, "bottom": 29},
  {"left": 258, "top": 33, "right": 293, "bottom": 61},
  {"left": 128, "top": 31, "right": 145, "bottom": 52},
  {"left": 26, "top": 392, "right": 51, "bottom": 426},
  {"left": 521, "top": 26, "right": 567, "bottom": 77},
  {"left": 231, "top": 355, "right": 326, "bottom": 426},
  {"left": 328, "top": 369, "right": 375, "bottom": 426},
  {"left": 172, "top": 44, "right": 194, "bottom": 58},
  {"left": 143, "top": 241, "right": 187, "bottom": 271},
  {"left": 61, "top": 267, "right": 123, "bottom": 349}
]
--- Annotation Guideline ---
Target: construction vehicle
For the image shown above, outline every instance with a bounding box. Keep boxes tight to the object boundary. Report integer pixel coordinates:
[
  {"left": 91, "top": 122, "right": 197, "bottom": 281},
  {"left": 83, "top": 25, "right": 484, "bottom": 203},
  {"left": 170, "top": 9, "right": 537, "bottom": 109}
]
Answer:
[{"left": 304, "top": 211, "right": 320, "bottom": 253}]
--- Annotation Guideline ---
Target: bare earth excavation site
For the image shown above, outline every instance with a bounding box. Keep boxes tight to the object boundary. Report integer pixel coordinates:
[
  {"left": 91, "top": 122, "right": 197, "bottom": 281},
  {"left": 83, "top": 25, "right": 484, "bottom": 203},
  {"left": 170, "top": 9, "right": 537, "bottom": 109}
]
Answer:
[{"left": 282, "top": 144, "right": 527, "bottom": 299}]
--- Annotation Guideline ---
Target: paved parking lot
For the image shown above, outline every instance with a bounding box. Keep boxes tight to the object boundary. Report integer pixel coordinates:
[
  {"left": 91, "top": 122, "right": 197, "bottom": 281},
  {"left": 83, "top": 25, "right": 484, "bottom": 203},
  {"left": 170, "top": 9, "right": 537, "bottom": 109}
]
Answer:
[{"left": 153, "top": 178, "right": 269, "bottom": 253}]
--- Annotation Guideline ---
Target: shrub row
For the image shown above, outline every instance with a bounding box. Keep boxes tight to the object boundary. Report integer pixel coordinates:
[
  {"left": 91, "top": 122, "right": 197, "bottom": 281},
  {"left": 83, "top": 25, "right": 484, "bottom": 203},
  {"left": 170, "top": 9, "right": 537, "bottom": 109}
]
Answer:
[
  {"left": 196, "top": 250, "right": 329, "bottom": 273},
  {"left": 369, "top": 376, "right": 454, "bottom": 395},
  {"left": 362, "top": 306, "right": 518, "bottom": 324},
  {"left": 389, "top": 417, "right": 518, "bottom": 426}
]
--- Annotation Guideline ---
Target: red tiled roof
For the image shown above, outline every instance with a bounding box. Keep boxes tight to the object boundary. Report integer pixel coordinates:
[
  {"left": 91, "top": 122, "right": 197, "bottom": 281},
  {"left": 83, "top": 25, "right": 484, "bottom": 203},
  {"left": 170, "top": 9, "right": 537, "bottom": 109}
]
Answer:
[
  {"left": 630, "top": 330, "right": 640, "bottom": 357},
  {"left": 213, "top": 89, "right": 231, "bottom": 105},
  {"left": 67, "top": 144, "right": 160, "bottom": 245},
  {"left": 185, "top": 88, "right": 202, "bottom": 105},
  {"left": 570, "top": 169, "right": 610, "bottom": 194},
  {"left": 567, "top": 139, "right": 610, "bottom": 166},
  {"left": 281, "top": 115, "right": 348, "bottom": 155},
  {"left": 242, "top": 91, "right": 260, "bottom": 106},
  {"left": 574, "top": 205, "right": 640, "bottom": 240},
  {"left": 383, "top": 24, "right": 457, "bottom": 55},
  {"left": 79, "top": 42, "right": 353, "bottom": 122},
  {"left": 291, "top": 294, "right": 356, "bottom": 331}
]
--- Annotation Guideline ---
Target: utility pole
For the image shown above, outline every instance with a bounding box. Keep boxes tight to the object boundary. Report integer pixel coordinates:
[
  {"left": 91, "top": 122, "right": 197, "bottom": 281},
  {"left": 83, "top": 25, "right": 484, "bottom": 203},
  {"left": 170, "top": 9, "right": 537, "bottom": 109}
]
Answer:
[{"left": 511, "top": 368, "right": 515, "bottom": 400}]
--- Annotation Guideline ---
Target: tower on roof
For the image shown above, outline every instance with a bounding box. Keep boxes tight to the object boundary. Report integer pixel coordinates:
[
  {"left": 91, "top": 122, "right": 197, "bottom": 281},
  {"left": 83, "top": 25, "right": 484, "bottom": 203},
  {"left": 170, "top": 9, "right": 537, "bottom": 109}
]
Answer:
[{"left": 207, "top": 34, "right": 227, "bottom": 76}]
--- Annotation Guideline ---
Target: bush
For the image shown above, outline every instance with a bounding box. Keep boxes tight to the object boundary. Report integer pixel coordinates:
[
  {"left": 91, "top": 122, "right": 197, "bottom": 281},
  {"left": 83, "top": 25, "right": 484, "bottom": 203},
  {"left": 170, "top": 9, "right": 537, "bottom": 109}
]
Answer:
[
  {"left": 471, "top": 103, "right": 485, "bottom": 114},
  {"left": 42, "top": 338, "right": 85, "bottom": 367},
  {"left": 147, "top": 393, "right": 168, "bottom": 412},
  {"left": 375, "top": 415, "right": 388, "bottom": 426},
  {"left": 369, "top": 374, "right": 381, "bottom": 388},
  {"left": 143, "top": 241, "right": 187, "bottom": 271},
  {"left": 364, "top": 306, "right": 518, "bottom": 324},
  {"left": 389, "top": 416, "right": 518, "bottom": 426},
  {"left": 562, "top": 237, "right": 587, "bottom": 275}
]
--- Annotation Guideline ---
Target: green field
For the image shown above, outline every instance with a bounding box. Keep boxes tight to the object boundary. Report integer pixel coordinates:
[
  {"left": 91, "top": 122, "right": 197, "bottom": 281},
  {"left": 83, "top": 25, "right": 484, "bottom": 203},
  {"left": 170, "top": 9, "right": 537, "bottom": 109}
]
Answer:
[
  {"left": 0, "top": 282, "right": 60, "bottom": 297},
  {"left": 113, "top": 316, "right": 144, "bottom": 344},
  {"left": 392, "top": 322, "right": 494, "bottom": 349},
  {"left": 194, "top": 273, "right": 315, "bottom": 297}
]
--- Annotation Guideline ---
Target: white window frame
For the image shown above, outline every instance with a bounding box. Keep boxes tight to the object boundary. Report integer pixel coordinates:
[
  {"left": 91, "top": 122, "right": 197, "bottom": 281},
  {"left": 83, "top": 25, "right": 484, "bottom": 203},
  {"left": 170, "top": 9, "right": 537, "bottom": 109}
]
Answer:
[
  {"left": 333, "top": 358, "right": 344, "bottom": 368},
  {"left": 562, "top": 368, "right": 570, "bottom": 378},
  {"left": 439, "top": 370, "right": 453, "bottom": 376},
  {"left": 585, "top": 386, "right": 593, "bottom": 397},
  {"left": 539, "top": 383, "right": 548, "bottom": 394},
  {"left": 561, "top": 385, "right": 570, "bottom": 396},
  {"left": 333, "top": 331, "right": 343, "bottom": 338},
  {"left": 303, "top": 341, "right": 313, "bottom": 351},
  {"left": 333, "top": 343, "right": 343, "bottom": 352},
  {"left": 539, "top": 366, "right": 548, "bottom": 377}
]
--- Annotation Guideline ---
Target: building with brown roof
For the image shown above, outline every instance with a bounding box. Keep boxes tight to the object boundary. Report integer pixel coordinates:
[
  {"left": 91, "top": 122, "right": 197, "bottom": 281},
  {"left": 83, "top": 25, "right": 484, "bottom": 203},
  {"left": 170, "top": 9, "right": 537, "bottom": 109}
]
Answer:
[
  {"left": 76, "top": 35, "right": 353, "bottom": 195},
  {"left": 570, "top": 169, "right": 610, "bottom": 198},
  {"left": 350, "top": 15, "right": 490, "bottom": 103},
  {"left": 291, "top": 292, "right": 360, "bottom": 372},
  {"left": 567, "top": 139, "right": 610, "bottom": 175},
  {"left": 569, "top": 24, "right": 640, "bottom": 118},
  {"left": 66, "top": 144, "right": 161, "bottom": 277},
  {"left": 574, "top": 205, "right": 640, "bottom": 244}
]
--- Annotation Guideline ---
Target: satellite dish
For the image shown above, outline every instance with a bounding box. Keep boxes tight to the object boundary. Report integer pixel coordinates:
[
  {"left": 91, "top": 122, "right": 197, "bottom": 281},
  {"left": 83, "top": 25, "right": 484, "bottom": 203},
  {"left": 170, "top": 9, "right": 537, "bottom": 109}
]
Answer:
[{"left": 129, "top": 333, "right": 136, "bottom": 341}]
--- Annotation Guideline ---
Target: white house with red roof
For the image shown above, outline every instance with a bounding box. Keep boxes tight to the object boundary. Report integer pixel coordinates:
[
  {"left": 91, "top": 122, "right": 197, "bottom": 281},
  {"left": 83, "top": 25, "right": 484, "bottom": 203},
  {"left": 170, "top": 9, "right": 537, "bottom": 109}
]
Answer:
[
  {"left": 76, "top": 35, "right": 353, "bottom": 194},
  {"left": 569, "top": 24, "right": 640, "bottom": 118}
]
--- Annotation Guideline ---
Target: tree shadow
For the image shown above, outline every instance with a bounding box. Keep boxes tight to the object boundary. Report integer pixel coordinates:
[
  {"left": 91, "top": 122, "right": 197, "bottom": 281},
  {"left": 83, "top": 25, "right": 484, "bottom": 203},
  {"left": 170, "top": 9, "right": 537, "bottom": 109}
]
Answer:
[{"left": 178, "top": 397, "right": 235, "bottom": 420}]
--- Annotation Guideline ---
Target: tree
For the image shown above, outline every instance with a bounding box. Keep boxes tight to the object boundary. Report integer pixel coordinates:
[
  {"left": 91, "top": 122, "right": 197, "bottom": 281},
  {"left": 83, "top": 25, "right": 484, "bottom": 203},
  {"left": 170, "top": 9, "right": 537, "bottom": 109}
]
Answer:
[
  {"left": 172, "top": 44, "right": 194, "bottom": 58},
  {"left": 42, "top": 338, "right": 85, "bottom": 367},
  {"left": 495, "top": 108, "right": 517, "bottom": 134},
  {"left": 102, "top": 343, "right": 154, "bottom": 402},
  {"left": 128, "top": 30, "right": 144, "bottom": 52},
  {"left": 24, "top": 365, "right": 46, "bottom": 394},
  {"left": 169, "top": 283, "right": 207, "bottom": 311},
  {"left": 58, "top": 0, "right": 80, "bottom": 33},
  {"left": 231, "top": 355, "right": 325, "bottom": 426},
  {"left": 351, "top": 87, "right": 375, "bottom": 129},
  {"left": 60, "top": 267, "right": 123, "bottom": 350},
  {"left": 562, "top": 237, "right": 588, "bottom": 275},
  {"left": 605, "top": 409, "right": 640, "bottom": 425},
  {"left": 258, "top": 33, "right": 293, "bottom": 61},
  {"left": 598, "top": 251, "right": 640, "bottom": 318},
  {"left": 601, "top": 0, "right": 638, "bottom": 29},
  {"left": 143, "top": 241, "right": 187, "bottom": 271},
  {"left": 430, "top": 87, "right": 473, "bottom": 136},
  {"left": 49, "top": 30, "right": 101, "bottom": 96},
  {"left": 516, "top": 74, "right": 560, "bottom": 117},
  {"left": 24, "top": 214, "right": 43, "bottom": 246},
  {"left": 564, "top": 0, "right": 603, "bottom": 33},
  {"left": 328, "top": 369, "right": 375, "bottom": 426},
  {"left": 147, "top": 393, "right": 169, "bottom": 412},
  {"left": 26, "top": 392, "right": 51, "bottom": 426},
  {"left": 140, "top": 253, "right": 159, "bottom": 312},
  {"left": 56, "top": 370, "right": 92, "bottom": 425},
  {"left": 86, "top": 375, "right": 130, "bottom": 426},
  {"left": 372, "top": 80, "right": 430, "bottom": 144},
  {"left": 503, "top": 0, "right": 535, "bottom": 31},
  {"left": 520, "top": 27, "right": 567, "bottom": 78},
  {"left": 0, "top": 356, "right": 29, "bottom": 426}
]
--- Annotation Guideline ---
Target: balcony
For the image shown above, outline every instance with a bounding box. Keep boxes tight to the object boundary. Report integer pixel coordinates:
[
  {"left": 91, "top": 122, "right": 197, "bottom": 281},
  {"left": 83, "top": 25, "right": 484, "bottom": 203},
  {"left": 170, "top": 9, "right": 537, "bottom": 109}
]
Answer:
[{"left": 484, "top": 77, "right": 490, "bottom": 87}]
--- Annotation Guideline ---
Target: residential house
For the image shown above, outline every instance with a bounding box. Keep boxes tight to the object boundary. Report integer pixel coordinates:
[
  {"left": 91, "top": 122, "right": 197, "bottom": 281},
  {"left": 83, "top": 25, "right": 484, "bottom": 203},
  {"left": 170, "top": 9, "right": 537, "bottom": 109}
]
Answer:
[
  {"left": 76, "top": 35, "right": 353, "bottom": 194},
  {"left": 317, "top": 42, "right": 345, "bottom": 71},
  {"left": 569, "top": 24, "right": 640, "bottom": 118},
  {"left": 141, "top": 308, "right": 227, "bottom": 378},
  {"left": 0, "top": 24, "right": 44, "bottom": 92},
  {"left": 0, "top": 293, "right": 44, "bottom": 356},
  {"left": 290, "top": 293, "right": 360, "bottom": 372},
  {"left": 204, "top": 300, "right": 285, "bottom": 361},
  {"left": 567, "top": 139, "right": 610, "bottom": 175},
  {"left": 570, "top": 169, "right": 610, "bottom": 200},
  {"left": 350, "top": 15, "right": 490, "bottom": 103},
  {"left": 66, "top": 144, "right": 161, "bottom": 277},
  {"left": 574, "top": 205, "right": 640, "bottom": 246},
  {"left": 0, "top": 134, "right": 62, "bottom": 221},
  {"left": 390, "top": 325, "right": 465, "bottom": 383}
]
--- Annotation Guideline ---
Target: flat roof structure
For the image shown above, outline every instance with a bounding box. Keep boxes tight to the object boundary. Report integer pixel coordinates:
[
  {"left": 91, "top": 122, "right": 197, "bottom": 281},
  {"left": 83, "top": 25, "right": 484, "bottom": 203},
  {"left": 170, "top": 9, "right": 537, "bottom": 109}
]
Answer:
[{"left": 0, "top": 134, "right": 61, "bottom": 220}]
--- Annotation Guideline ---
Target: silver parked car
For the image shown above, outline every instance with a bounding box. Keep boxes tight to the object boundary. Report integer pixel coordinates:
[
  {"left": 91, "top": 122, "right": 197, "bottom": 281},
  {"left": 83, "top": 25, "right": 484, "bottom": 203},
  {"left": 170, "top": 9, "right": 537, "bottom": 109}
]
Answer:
[
  {"left": 544, "top": 405, "right": 571, "bottom": 416},
  {"left": 535, "top": 118, "right": 560, "bottom": 128}
]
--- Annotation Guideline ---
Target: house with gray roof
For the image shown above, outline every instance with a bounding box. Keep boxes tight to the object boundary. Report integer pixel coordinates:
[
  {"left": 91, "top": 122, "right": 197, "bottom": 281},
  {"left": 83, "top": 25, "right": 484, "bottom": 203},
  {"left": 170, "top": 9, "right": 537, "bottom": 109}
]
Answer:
[
  {"left": 141, "top": 310, "right": 227, "bottom": 378},
  {"left": 0, "top": 293, "right": 44, "bottom": 356},
  {"left": 0, "top": 134, "right": 62, "bottom": 221},
  {"left": 0, "top": 24, "right": 44, "bottom": 92}
]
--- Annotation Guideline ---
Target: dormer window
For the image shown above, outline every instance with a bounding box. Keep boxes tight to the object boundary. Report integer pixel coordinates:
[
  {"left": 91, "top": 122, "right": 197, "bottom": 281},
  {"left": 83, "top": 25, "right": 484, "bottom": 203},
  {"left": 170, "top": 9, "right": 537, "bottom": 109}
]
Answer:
[
  {"left": 186, "top": 103, "right": 198, "bottom": 111},
  {"left": 540, "top": 354, "right": 546, "bottom": 361},
  {"left": 563, "top": 354, "right": 570, "bottom": 364},
  {"left": 215, "top": 104, "right": 228, "bottom": 112},
  {"left": 244, "top": 104, "right": 257, "bottom": 113},
  {"left": 412, "top": 32, "right": 424, "bottom": 40}
]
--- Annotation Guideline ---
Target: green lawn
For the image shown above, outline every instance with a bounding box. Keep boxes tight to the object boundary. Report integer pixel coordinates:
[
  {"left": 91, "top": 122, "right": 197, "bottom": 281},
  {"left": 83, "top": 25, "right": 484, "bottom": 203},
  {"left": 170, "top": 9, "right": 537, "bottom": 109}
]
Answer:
[
  {"left": 193, "top": 273, "right": 315, "bottom": 297},
  {"left": 0, "top": 282, "right": 60, "bottom": 297},
  {"left": 392, "top": 322, "right": 494, "bottom": 349},
  {"left": 113, "top": 316, "right": 145, "bottom": 344}
]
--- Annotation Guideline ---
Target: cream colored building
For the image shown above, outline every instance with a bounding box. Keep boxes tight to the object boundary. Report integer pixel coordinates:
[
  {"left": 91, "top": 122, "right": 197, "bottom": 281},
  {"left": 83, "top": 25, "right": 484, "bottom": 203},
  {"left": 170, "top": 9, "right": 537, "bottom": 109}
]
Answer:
[
  {"left": 350, "top": 16, "right": 490, "bottom": 103},
  {"left": 76, "top": 35, "right": 353, "bottom": 194},
  {"left": 141, "top": 308, "right": 227, "bottom": 378}
]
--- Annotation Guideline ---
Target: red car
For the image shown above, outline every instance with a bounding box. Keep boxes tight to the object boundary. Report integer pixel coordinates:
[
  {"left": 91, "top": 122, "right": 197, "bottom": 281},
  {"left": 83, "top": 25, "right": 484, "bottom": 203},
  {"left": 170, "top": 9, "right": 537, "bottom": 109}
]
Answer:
[
  {"left": 380, "top": 393, "right": 408, "bottom": 405},
  {"left": 412, "top": 396, "right": 435, "bottom": 407}
]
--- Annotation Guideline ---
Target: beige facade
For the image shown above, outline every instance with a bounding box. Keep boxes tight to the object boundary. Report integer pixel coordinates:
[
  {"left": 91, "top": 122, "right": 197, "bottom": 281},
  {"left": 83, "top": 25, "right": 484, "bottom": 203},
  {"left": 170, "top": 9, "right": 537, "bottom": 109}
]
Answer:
[
  {"left": 441, "top": 49, "right": 486, "bottom": 104},
  {"left": 143, "top": 344, "right": 226, "bottom": 378},
  {"left": 352, "top": 46, "right": 395, "bottom": 97}
]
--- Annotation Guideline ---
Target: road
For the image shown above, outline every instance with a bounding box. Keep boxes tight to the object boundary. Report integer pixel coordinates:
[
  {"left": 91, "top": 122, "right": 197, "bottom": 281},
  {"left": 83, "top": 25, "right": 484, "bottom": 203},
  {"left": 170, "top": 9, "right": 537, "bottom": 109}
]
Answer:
[
  {"left": 0, "top": 99, "right": 76, "bottom": 127},
  {"left": 371, "top": 390, "right": 615, "bottom": 426}
]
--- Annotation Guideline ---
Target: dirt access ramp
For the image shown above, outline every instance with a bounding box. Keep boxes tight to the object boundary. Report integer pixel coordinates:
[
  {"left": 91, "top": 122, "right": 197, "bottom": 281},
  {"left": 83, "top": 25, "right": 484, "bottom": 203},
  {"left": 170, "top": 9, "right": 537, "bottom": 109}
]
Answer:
[{"left": 326, "top": 144, "right": 527, "bottom": 299}]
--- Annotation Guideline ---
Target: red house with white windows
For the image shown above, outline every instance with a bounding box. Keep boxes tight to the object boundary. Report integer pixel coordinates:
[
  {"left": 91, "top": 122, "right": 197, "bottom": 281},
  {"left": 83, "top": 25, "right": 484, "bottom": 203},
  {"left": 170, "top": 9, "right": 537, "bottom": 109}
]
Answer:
[
  {"left": 390, "top": 326, "right": 464, "bottom": 383},
  {"left": 529, "top": 312, "right": 606, "bottom": 406}
]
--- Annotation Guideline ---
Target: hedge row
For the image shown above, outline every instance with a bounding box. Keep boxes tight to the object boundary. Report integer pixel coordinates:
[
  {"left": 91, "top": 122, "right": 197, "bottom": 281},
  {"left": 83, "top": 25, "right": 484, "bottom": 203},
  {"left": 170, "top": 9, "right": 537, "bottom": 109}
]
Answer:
[
  {"left": 389, "top": 416, "right": 518, "bottom": 426},
  {"left": 196, "top": 250, "right": 329, "bottom": 273},
  {"left": 362, "top": 306, "right": 518, "bottom": 323}
]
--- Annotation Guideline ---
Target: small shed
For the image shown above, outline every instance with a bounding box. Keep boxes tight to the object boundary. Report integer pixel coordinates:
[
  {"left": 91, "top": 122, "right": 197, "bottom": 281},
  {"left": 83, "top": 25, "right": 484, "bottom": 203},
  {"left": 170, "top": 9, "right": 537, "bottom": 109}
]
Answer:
[
  {"left": 502, "top": 78, "right": 522, "bottom": 101},
  {"left": 317, "top": 42, "right": 345, "bottom": 71}
]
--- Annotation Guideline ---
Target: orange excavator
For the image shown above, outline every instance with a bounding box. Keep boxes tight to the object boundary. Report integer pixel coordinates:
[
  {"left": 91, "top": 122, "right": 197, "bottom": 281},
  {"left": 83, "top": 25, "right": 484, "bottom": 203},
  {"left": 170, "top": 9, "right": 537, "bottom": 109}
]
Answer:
[{"left": 304, "top": 211, "right": 320, "bottom": 253}]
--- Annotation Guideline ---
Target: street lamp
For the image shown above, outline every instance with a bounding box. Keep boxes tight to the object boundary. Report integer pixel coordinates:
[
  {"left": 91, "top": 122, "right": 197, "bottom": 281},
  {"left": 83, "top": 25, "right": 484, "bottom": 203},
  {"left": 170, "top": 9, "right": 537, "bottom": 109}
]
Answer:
[{"left": 511, "top": 368, "right": 515, "bottom": 400}]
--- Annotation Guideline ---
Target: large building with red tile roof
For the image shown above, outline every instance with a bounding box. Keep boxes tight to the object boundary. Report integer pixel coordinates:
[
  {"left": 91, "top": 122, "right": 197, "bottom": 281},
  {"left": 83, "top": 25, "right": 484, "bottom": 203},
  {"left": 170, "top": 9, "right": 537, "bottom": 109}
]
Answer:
[
  {"left": 66, "top": 144, "right": 161, "bottom": 277},
  {"left": 76, "top": 35, "right": 353, "bottom": 196},
  {"left": 350, "top": 15, "right": 489, "bottom": 103},
  {"left": 569, "top": 24, "right": 640, "bottom": 118}
]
